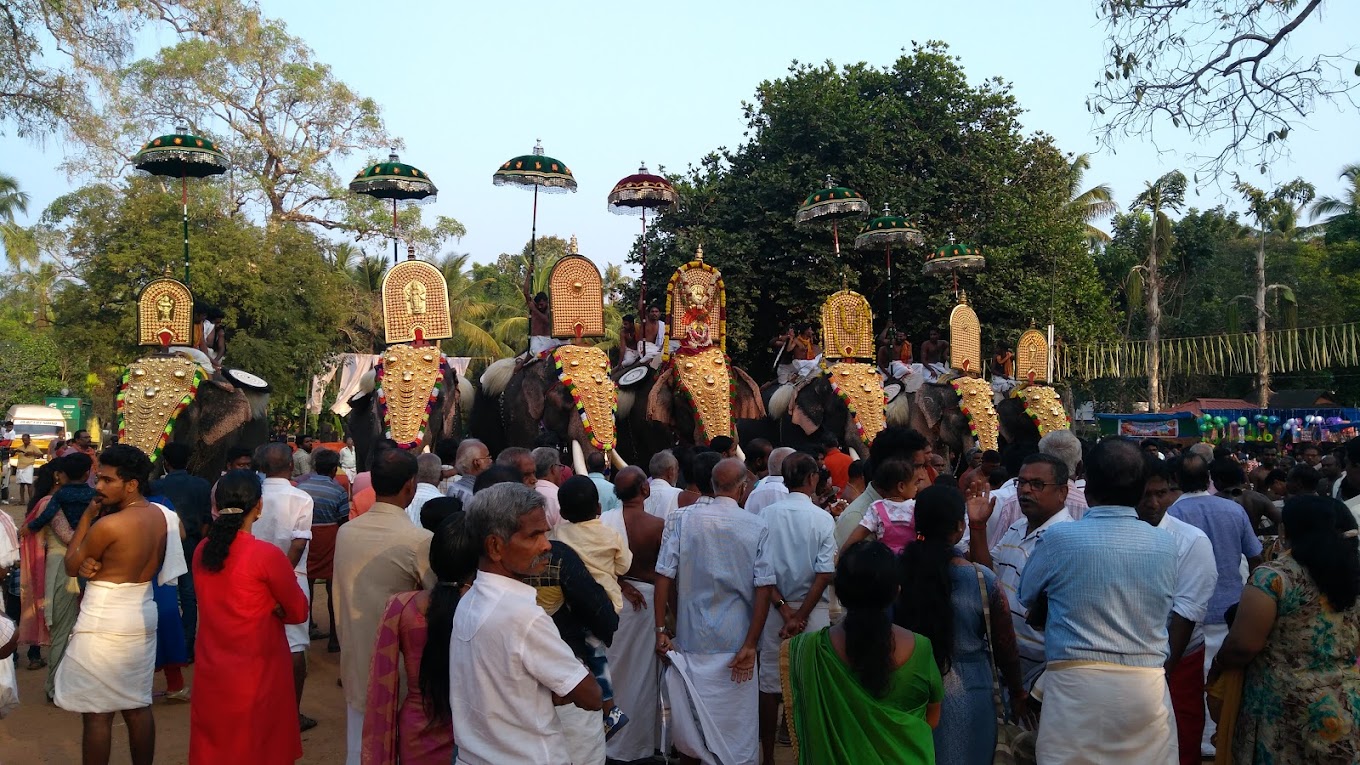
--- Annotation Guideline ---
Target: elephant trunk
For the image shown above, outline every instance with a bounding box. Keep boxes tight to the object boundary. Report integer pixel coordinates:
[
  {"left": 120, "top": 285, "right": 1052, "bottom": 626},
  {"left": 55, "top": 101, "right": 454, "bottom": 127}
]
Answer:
[{"left": 570, "top": 439, "right": 589, "bottom": 476}]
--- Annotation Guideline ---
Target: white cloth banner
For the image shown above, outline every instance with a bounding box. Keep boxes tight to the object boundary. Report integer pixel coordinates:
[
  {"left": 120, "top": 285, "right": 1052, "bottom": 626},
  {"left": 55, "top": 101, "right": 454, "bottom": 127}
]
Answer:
[
  {"left": 329, "top": 354, "right": 381, "bottom": 417},
  {"left": 307, "top": 362, "right": 340, "bottom": 416}
]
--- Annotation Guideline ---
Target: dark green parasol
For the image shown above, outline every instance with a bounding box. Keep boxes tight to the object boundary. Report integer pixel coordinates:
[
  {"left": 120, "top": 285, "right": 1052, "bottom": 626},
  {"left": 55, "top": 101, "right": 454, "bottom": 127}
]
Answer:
[
  {"left": 349, "top": 150, "right": 439, "bottom": 263},
  {"left": 132, "top": 126, "right": 230, "bottom": 284},
  {"left": 795, "top": 175, "right": 870, "bottom": 259},
  {"left": 925, "top": 238, "right": 986, "bottom": 296},
  {"left": 855, "top": 205, "right": 924, "bottom": 330},
  {"left": 492, "top": 140, "right": 576, "bottom": 283}
]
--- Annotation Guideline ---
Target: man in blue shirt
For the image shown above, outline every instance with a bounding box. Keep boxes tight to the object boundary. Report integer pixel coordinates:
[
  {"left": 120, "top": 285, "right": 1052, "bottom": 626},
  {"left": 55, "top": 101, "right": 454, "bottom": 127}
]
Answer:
[
  {"left": 1020, "top": 438, "right": 1178, "bottom": 764},
  {"left": 584, "top": 451, "right": 620, "bottom": 515},
  {"left": 150, "top": 442, "right": 212, "bottom": 661}
]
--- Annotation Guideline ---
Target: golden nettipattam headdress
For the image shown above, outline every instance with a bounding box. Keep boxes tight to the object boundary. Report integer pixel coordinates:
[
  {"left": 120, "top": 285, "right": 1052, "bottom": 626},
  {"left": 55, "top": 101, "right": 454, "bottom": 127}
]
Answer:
[
  {"left": 821, "top": 289, "right": 874, "bottom": 360},
  {"left": 117, "top": 356, "right": 205, "bottom": 460},
  {"left": 549, "top": 236, "right": 604, "bottom": 339},
  {"left": 664, "top": 246, "right": 725, "bottom": 361},
  {"left": 381, "top": 256, "right": 452, "bottom": 344},
  {"left": 949, "top": 292, "right": 982, "bottom": 376},
  {"left": 552, "top": 344, "right": 617, "bottom": 451},
  {"left": 137, "top": 273, "right": 193, "bottom": 347},
  {"left": 376, "top": 344, "right": 448, "bottom": 448},
  {"left": 1016, "top": 327, "right": 1050, "bottom": 384}
]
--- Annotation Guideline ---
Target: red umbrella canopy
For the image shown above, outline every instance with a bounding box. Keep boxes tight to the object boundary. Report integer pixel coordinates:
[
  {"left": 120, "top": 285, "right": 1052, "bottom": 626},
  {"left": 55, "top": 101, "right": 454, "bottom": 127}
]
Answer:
[{"left": 608, "top": 163, "right": 678, "bottom": 214}]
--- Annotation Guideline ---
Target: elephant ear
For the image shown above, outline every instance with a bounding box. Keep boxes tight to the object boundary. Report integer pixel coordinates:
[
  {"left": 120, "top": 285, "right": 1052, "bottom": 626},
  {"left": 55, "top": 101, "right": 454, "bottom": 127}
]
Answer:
[
  {"left": 789, "top": 376, "right": 825, "bottom": 436},
  {"left": 437, "top": 367, "right": 460, "bottom": 440},
  {"left": 647, "top": 367, "right": 676, "bottom": 429},
  {"left": 731, "top": 367, "right": 767, "bottom": 420},
  {"left": 521, "top": 360, "right": 549, "bottom": 423},
  {"left": 917, "top": 384, "right": 946, "bottom": 430},
  {"left": 195, "top": 380, "right": 252, "bottom": 445}
]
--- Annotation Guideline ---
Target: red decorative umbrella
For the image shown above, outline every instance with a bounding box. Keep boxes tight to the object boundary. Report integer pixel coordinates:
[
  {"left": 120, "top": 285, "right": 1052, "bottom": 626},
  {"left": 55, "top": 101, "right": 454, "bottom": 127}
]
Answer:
[{"left": 608, "top": 163, "right": 678, "bottom": 301}]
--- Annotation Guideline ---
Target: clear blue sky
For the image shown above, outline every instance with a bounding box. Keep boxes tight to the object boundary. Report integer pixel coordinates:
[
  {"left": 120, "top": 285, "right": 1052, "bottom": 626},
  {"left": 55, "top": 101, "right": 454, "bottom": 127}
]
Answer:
[{"left": 3, "top": 0, "right": 1358, "bottom": 274}]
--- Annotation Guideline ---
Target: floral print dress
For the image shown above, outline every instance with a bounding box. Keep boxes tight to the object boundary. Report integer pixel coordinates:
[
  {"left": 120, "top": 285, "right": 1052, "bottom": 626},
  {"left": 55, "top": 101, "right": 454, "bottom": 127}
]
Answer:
[{"left": 1233, "top": 554, "right": 1360, "bottom": 765}]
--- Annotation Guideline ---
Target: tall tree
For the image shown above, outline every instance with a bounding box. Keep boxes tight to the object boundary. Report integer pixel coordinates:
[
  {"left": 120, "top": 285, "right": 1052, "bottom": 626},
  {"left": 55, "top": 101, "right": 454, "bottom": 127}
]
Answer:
[
  {"left": 1066, "top": 153, "right": 1117, "bottom": 247},
  {"left": 1091, "top": 0, "right": 1350, "bottom": 173},
  {"left": 1310, "top": 163, "right": 1360, "bottom": 242},
  {"left": 1131, "top": 171, "right": 1187, "bottom": 412},
  {"left": 1235, "top": 177, "right": 1316, "bottom": 406}
]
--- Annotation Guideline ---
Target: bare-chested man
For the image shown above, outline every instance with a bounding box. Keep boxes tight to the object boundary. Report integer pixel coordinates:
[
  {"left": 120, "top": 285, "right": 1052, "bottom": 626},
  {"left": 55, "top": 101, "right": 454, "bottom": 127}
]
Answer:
[
  {"left": 921, "top": 327, "right": 950, "bottom": 380},
  {"left": 877, "top": 321, "right": 914, "bottom": 381},
  {"left": 523, "top": 274, "right": 560, "bottom": 357},
  {"left": 620, "top": 314, "right": 642, "bottom": 366},
  {"left": 605, "top": 467, "right": 667, "bottom": 762},
  {"left": 57, "top": 444, "right": 170, "bottom": 765},
  {"left": 639, "top": 303, "right": 666, "bottom": 367}
]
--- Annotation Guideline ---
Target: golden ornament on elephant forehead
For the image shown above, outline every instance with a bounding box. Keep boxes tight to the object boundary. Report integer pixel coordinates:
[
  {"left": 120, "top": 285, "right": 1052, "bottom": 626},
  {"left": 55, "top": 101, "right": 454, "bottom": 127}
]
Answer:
[
  {"left": 663, "top": 246, "right": 726, "bottom": 361},
  {"left": 950, "top": 376, "right": 999, "bottom": 452},
  {"left": 1016, "top": 327, "right": 1050, "bottom": 384},
  {"left": 549, "top": 239, "right": 604, "bottom": 339},
  {"left": 674, "top": 345, "right": 732, "bottom": 442},
  {"left": 821, "top": 289, "right": 874, "bottom": 360},
  {"left": 1015, "top": 384, "right": 1069, "bottom": 436},
  {"left": 552, "top": 344, "right": 617, "bottom": 451},
  {"left": 949, "top": 292, "right": 982, "bottom": 377},
  {"left": 377, "top": 344, "right": 445, "bottom": 446},
  {"left": 828, "top": 361, "right": 886, "bottom": 445},
  {"left": 137, "top": 274, "right": 193, "bottom": 347},
  {"left": 117, "top": 356, "right": 204, "bottom": 459},
  {"left": 382, "top": 258, "right": 452, "bottom": 344}
]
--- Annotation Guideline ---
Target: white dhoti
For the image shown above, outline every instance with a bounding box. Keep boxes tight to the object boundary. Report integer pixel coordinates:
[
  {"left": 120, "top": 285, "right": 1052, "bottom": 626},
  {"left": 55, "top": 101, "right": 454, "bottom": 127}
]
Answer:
[
  {"left": 888, "top": 360, "right": 914, "bottom": 381},
  {"left": 1201, "top": 622, "right": 1229, "bottom": 757},
  {"left": 622, "top": 347, "right": 642, "bottom": 367},
  {"left": 54, "top": 581, "right": 157, "bottom": 712},
  {"left": 991, "top": 376, "right": 1017, "bottom": 397},
  {"left": 757, "top": 600, "right": 829, "bottom": 694},
  {"left": 775, "top": 363, "right": 796, "bottom": 385},
  {"left": 1037, "top": 661, "right": 1177, "bottom": 765},
  {"left": 16, "top": 467, "right": 34, "bottom": 485},
  {"left": 641, "top": 341, "right": 663, "bottom": 369},
  {"left": 605, "top": 581, "right": 661, "bottom": 762},
  {"left": 662, "top": 650, "right": 759, "bottom": 765},
  {"left": 557, "top": 701, "right": 607, "bottom": 765},
  {"left": 530, "top": 335, "right": 562, "bottom": 356},
  {"left": 922, "top": 362, "right": 947, "bottom": 382}
]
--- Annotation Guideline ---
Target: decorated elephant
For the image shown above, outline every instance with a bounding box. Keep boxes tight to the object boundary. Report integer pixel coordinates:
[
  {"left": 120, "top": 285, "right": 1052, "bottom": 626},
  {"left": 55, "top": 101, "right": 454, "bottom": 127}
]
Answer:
[
  {"left": 167, "top": 368, "right": 272, "bottom": 480},
  {"left": 347, "top": 356, "right": 469, "bottom": 472},
  {"left": 763, "top": 375, "right": 867, "bottom": 458},
  {"left": 613, "top": 362, "right": 766, "bottom": 468},
  {"left": 996, "top": 384, "right": 1074, "bottom": 446},
  {"left": 471, "top": 355, "right": 620, "bottom": 468}
]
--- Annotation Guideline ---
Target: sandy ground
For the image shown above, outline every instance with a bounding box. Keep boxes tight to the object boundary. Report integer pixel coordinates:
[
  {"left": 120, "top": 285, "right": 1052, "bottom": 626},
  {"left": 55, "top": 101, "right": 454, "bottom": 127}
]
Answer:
[{"left": 2, "top": 502, "right": 796, "bottom": 764}]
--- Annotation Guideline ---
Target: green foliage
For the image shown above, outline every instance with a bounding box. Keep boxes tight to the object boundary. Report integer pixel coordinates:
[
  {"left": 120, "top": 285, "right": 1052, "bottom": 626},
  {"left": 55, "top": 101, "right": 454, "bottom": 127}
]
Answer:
[
  {"left": 0, "top": 317, "right": 66, "bottom": 414},
  {"left": 633, "top": 44, "right": 1117, "bottom": 372}
]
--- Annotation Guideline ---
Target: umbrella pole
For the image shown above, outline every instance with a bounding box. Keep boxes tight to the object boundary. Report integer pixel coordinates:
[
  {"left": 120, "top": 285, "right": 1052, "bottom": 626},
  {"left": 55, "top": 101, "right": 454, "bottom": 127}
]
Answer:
[
  {"left": 640, "top": 207, "right": 647, "bottom": 303},
  {"left": 530, "top": 184, "right": 539, "bottom": 279},
  {"left": 182, "top": 173, "right": 190, "bottom": 284},
  {"left": 885, "top": 244, "right": 892, "bottom": 327},
  {"left": 392, "top": 198, "right": 398, "bottom": 264},
  {"left": 832, "top": 220, "right": 841, "bottom": 258}
]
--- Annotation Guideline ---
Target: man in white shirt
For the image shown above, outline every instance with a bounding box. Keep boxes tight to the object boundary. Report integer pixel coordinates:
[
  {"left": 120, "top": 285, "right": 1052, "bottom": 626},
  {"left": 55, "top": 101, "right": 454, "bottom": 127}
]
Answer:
[
  {"left": 406, "top": 453, "right": 444, "bottom": 526},
  {"left": 968, "top": 452, "right": 1073, "bottom": 688},
  {"left": 530, "top": 447, "right": 563, "bottom": 527},
  {"left": 451, "top": 482, "right": 602, "bottom": 764},
  {"left": 1138, "top": 457, "right": 1217, "bottom": 762},
  {"left": 253, "top": 443, "right": 317, "bottom": 729},
  {"left": 645, "top": 450, "right": 683, "bottom": 521},
  {"left": 744, "top": 446, "right": 793, "bottom": 515},
  {"left": 754, "top": 451, "right": 835, "bottom": 765},
  {"left": 338, "top": 436, "right": 358, "bottom": 481}
]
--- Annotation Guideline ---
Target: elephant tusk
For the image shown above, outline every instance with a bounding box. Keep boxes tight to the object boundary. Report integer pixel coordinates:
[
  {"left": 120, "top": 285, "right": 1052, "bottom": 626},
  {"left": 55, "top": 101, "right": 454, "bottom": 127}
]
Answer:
[
  {"left": 847, "top": 447, "right": 861, "bottom": 461},
  {"left": 570, "top": 439, "right": 589, "bottom": 476},
  {"left": 609, "top": 449, "right": 627, "bottom": 471},
  {"left": 734, "top": 444, "right": 746, "bottom": 463}
]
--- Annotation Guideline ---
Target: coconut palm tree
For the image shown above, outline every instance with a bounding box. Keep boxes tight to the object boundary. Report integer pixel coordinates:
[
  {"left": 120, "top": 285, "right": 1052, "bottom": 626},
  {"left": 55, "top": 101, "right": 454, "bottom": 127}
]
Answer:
[
  {"left": 1, "top": 173, "right": 36, "bottom": 271},
  {"left": 1066, "top": 153, "right": 1118, "bottom": 247},
  {"left": 434, "top": 252, "right": 512, "bottom": 359},
  {"left": 1309, "top": 163, "right": 1360, "bottom": 237},
  {"left": 1131, "top": 171, "right": 1187, "bottom": 412}
]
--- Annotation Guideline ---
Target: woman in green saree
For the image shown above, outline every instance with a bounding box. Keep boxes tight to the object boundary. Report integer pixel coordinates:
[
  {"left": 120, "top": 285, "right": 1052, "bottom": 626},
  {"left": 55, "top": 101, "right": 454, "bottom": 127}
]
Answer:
[{"left": 781, "top": 540, "right": 944, "bottom": 764}]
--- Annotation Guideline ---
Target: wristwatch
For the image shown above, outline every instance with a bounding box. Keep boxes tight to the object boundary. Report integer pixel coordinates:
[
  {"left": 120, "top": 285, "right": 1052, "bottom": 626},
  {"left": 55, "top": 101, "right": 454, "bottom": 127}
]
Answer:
[
  {"left": 655, "top": 626, "right": 668, "bottom": 635},
  {"left": 774, "top": 598, "right": 788, "bottom": 609}
]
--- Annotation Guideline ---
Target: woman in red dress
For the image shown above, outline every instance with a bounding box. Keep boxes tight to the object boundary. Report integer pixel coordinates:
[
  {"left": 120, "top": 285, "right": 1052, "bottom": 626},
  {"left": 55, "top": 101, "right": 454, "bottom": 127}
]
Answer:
[{"left": 190, "top": 470, "right": 309, "bottom": 765}]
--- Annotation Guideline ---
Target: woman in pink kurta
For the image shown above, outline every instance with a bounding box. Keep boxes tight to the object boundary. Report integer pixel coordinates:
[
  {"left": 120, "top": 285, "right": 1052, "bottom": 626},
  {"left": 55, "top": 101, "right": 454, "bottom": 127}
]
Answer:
[
  {"left": 190, "top": 470, "right": 309, "bottom": 765},
  {"left": 361, "top": 511, "right": 478, "bottom": 765}
]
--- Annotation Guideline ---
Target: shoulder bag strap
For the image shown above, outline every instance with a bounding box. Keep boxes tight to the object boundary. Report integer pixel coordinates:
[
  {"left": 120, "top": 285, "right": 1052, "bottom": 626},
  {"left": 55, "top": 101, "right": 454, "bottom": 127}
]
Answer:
[{"left": 974, "top": 563, "right": 1007, "bottom": 721}]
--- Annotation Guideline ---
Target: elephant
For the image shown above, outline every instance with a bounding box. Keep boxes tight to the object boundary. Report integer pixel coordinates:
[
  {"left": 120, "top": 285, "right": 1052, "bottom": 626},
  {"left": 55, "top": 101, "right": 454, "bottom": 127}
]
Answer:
[
  {"left": 469, "top": 356, "right": 616, "bottom": 468},
  {"left": 995, "top": 384, "right": 1075, "bottom": 447},
  {"left": 166, "top": 370, "right": 272, "bottom": 481},
  {"left": 762, "top": 375, "right": 869, "bottom": 459},
  {"left": 347, "top": 359, "right": 470, "bottom": 471},
  {"left": 613, "top": 362, "right": 767, "bottom": 468}
]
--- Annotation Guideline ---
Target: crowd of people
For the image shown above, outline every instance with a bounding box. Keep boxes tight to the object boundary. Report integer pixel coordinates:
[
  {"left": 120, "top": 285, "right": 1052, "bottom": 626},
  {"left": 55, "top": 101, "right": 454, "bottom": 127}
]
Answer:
[{"left": 1, "top": 423, "right": 1358, "bottom": 765}]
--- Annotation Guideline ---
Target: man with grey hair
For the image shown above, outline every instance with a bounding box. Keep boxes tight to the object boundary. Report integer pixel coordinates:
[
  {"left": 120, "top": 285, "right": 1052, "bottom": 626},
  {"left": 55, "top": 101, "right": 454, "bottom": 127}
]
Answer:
[
  {"left": 451, "top": 483, "right": 602, "bottom": 763},
  {"left": 655, "top": 457, "right": 774, "bottom": 763},
  {"left": 405, "top": 453, "right": 444, "bottom": 526},
  {"left": 987, "top": 430, "right": 1089, "bottom": 536},
  {"left": 531, "top": 446, "right": 564, "bottom": 527},
  {"left": 252, "top": 441, "right": 316, "bottom": 729},
  {"left": 744, "top": 446, "right": 794, "bottom": 515},
  {"left": 646, "top": 450, "right": 682, "bottom": 520},
  {"left": 447, "top": 438, "right": 490, "bottom": 504}
]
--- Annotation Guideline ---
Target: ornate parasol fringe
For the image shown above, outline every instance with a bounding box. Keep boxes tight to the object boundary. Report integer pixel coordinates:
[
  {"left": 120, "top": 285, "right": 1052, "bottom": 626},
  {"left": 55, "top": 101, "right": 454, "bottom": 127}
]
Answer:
[{"left": 795, "top": 198, "right": 871, "bottom": 223}]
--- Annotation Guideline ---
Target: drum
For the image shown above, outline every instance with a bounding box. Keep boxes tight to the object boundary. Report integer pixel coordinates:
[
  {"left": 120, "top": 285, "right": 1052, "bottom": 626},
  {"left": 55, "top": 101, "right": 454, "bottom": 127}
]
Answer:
[
  {"left": 882, "top": 382, "right": 903, "bottom": 403},
  {"left": 617, "top": 365, "right": 651, "bottom": 388},
  {"left": 224, "top": 368, "right": 271, "bottom": 393}
]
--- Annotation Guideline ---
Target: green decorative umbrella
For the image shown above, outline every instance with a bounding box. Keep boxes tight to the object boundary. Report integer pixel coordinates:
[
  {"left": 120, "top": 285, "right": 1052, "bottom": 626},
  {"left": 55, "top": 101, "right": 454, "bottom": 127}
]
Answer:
[
  {"left": 925, "top": 237, "right": 986, "bottom": 295},
  {"left": 493, "top": 140, "right": 577, "bottom": 280},
  {"left": 132, "top": 126, "right": 230, "bottom": 284},
  {"left": 795, "top": 175, "right": 870, "bottom": 259},
  {"left": 349, "top": 149, "right": 439, "bottom": 263},
  {"left": 855, "top": 205, "right": 924, "bottom": 329}
]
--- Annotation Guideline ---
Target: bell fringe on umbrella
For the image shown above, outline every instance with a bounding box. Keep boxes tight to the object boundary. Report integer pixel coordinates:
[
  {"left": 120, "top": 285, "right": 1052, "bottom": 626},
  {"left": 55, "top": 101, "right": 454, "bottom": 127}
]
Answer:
[
  {"left": 133, "top": 147, "right": 230, "bottom": 175},
  {"left": 795, "top": 198, "right": 871, "bottom": 224},
  {"left": 348, "top": 177, "right": 438, "bottom": 201},
  {"left": 923, "top": 255, "right": 986, "bottom": 276},
  {"left": 493, "top": 172, "right": 578, "bottom": 193},
  {"left": 855, "top": 227, "right": 924, "bottom": 248},
  {"left": 607, "top": 186, "right": 679, "bottom": 213}
]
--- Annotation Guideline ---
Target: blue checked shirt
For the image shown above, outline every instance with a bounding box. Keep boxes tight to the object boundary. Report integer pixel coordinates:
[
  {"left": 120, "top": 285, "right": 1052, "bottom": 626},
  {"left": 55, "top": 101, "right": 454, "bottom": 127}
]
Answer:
[
  {"left": 1019, "top": 505, "right": 1177, "bottom": 668},
  {"left": 297, "top": 474, "right": 350, "bottom": 526},
  {"left": 656, "top": 496, "right": 777, "bottom": 654}
]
